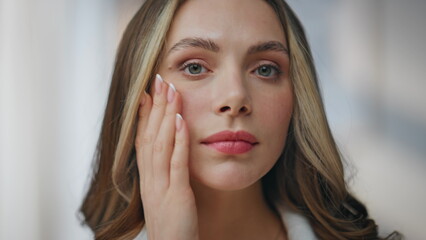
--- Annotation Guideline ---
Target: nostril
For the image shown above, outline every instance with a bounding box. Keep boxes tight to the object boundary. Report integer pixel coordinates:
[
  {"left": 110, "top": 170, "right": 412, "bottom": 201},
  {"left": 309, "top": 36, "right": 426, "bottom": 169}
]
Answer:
[
  {"left": 219, "top": 106, "right": 249, "bottom": 113},
  {"left": 220, "top": 106, "right": 230, "bottom": 112}
]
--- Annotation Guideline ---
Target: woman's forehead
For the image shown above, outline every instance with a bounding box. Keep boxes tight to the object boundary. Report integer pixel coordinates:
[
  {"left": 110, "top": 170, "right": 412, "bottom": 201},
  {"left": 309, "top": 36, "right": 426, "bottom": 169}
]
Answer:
[{"left": 165, "top": 0, "right": 287, "bottom": 51}]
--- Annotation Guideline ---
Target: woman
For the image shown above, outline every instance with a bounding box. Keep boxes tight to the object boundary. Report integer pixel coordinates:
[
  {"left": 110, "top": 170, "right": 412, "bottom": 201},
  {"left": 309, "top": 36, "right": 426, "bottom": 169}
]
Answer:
[{"left": 80, "top": 0, "right": 399, "bottom": 239}]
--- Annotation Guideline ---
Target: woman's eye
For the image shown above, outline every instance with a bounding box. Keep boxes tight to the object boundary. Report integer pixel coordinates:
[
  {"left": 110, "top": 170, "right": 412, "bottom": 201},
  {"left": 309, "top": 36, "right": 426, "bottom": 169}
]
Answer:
[
  {"left": 255, "top": 64, "right": 280, "bottom": 77},
  {"left": 183, "top": 63, "right": 207, "bottom": 75}
]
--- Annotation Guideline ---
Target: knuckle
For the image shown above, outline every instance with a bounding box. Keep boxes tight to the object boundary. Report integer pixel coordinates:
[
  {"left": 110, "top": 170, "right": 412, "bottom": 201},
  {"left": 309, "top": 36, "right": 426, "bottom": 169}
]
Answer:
[
  {"left": 135, "top": 138, "right": 141, "bottom": 148},
  {"left": 153, "top": 141, "right": 164, "bottom": 153},
  {"left": 170, "top": 159, "right": 185, "bottom": 170},
  {"left": 138, "top": 110, "right": 147, "bottom": 119},
  {"left": 135, "top": 138, "right": 142, "bottom": 147},
  {"left": 135, "top": 134, "right": 154, "bottom": 147},
  {"left": 152, "top": 99, "right": 164, "bottom": 109},
  {"left": 138, "top": 106, "right": 146, "bottom": 118},
  {"left": 164, "top": 109, "right": 175, "bottom": 118},
  {"left": 174, "top": 137, "right": 187, "bottom": 147}
]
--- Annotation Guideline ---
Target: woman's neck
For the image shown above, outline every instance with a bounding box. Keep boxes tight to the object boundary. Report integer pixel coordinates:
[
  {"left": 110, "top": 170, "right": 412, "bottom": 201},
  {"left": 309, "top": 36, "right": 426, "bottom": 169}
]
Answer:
[{"left": 191, "top": 179, "right": 286, "bottom": 240}]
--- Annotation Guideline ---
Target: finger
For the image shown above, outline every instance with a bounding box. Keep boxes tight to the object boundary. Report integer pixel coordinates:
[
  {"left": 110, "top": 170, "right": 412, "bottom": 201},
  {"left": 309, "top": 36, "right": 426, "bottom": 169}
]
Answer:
[
  {"left": 152, "top": 83, "right": 176, "bottom": 187},
  {"left": 135, "top": 91, "right": 152, "bottom": 184},
  {"left": 169, "top": 113, "right": 191, "bottom": 190},
  {"left": 137, "top": 92, "right": 153, "bottom": 141},
  {"left": 145, "top": 74, "right": 169, "bottom": 139},
  {"left": 152, "top": 83, "right": 182, "bottom": 189},
  {"left": 141, "top": 74, "right": 169, "bottom": 186}
]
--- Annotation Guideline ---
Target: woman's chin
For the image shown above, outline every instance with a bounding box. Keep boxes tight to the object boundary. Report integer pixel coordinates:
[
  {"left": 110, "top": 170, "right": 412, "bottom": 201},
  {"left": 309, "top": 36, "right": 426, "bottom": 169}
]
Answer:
[{"left": 189, "top": 162, "right": 263, "bottom": 191}]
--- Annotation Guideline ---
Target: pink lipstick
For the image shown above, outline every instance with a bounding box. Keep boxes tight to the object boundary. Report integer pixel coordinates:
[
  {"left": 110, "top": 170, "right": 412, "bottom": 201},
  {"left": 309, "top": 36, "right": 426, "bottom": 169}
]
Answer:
[{"left": 201, "top": 130, "right": 258, "bottom": 154}]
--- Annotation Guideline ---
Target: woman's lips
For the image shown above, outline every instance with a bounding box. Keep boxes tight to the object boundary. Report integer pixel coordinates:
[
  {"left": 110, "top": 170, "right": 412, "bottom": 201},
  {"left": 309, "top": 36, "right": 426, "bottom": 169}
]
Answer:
[
  {"left": 200, "top": 130, "right": 258, "bottom": 154},
  {"left": 203, "top": 141, "right": 255, "bottom": 154}
]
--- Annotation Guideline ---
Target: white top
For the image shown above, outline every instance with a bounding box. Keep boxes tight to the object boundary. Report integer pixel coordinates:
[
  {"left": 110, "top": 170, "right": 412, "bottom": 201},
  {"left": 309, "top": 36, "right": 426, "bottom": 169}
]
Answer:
[{"left": 134, "top": 205, "right": 318, "bottom": 240}]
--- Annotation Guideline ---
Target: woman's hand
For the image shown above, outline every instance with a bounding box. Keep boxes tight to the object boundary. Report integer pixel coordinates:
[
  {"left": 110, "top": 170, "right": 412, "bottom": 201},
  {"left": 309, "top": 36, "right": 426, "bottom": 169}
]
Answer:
[{"left": 135, "top": 74, "right": 199, "bottom": 240}]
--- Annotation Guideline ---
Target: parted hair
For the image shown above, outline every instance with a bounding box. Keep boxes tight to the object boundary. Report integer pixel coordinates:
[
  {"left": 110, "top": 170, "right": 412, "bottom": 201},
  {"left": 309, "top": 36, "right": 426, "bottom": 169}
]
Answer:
[{"left": 80, "top": 0, "right": 401, "bottom": 239}]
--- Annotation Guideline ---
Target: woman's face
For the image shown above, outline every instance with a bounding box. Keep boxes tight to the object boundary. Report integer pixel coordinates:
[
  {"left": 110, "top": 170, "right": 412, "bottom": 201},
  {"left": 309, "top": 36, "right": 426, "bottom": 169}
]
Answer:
[{"left": 157, "top": 0, "right": 293, "bottom": 191}]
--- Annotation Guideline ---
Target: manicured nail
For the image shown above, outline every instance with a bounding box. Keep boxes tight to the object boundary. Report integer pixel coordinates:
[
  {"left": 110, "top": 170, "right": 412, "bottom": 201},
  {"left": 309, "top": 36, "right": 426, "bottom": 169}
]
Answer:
[
  {"left": 167, "top": 83, "right": 176, "bottom": 103},
  {"left": 176, "top": 113, "right": 183, "bottom": 131},
  {"left": 155, "top": 74, "right": 164, "bottom": 95}
]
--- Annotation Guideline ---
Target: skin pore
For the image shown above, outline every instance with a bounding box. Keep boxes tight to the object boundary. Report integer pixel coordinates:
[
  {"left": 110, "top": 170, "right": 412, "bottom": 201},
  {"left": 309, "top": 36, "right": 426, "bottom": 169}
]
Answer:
[{"left": 155, "top": 0, "right": 293, "bottom": 239}]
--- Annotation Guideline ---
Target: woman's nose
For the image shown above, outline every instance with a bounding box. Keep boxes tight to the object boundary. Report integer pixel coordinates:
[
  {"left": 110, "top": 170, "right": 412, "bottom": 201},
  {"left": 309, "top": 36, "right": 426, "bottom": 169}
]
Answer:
[{"left": 212, "top": 71, "right": 252, "bottom": 117}]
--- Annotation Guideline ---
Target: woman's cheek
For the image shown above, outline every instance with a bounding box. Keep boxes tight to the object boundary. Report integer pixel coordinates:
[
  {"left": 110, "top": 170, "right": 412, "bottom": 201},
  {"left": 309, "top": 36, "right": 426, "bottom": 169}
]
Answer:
[
  {"left": 178, "top": 87, "right": 209, "bottom": 129},
  {"left": 258, "top": 91, "right": 293, "bottom": 131}
]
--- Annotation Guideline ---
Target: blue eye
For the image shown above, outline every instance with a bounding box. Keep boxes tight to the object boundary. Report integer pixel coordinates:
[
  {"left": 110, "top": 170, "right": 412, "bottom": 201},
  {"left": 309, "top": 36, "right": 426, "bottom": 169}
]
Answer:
[
  {"left": 255, "top": 64, "right": 280, "bottom": 77},
  {"left": 183, "top": 63, "right": 207, "bottom": 75}
]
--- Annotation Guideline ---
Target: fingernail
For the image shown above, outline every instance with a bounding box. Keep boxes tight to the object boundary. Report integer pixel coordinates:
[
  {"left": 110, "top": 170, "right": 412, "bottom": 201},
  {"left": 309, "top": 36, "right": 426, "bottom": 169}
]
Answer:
[
  {"left": 167, "top": 83, "right": 176, "bottom": 103},
  {"left": 155, "top": 74, "right": 163, "bottom": 95},
  {"left": 176, "top": 113, "right": 183, "bottom": 131}
]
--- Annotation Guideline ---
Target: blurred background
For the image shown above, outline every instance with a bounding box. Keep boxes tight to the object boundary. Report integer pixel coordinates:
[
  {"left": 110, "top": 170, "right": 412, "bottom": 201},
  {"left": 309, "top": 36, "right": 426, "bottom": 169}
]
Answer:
[{"left": 1, "top": 0, "right": 425, "bottom": 239}]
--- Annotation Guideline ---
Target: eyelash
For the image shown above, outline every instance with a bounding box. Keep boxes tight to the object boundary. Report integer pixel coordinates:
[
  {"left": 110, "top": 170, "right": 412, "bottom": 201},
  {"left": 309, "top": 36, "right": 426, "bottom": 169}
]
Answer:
[
  {"left": 178, "top": 61, "right": 283, "bottom": 80},
  {"left": 180, "top": 61, "right": 207, "bottom": 72},
  {"left": 253, "top": 63, "right": 283, "bottom": 80},
  {"left": 178, "top": 61, "right": 209, "bottom": 79}
]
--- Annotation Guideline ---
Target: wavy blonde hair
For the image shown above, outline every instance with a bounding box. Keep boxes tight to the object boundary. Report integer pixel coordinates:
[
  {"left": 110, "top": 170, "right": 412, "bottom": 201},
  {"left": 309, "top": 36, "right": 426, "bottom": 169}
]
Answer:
[{"left": 80, "top": 0, "right": 400, "bottom": 239}]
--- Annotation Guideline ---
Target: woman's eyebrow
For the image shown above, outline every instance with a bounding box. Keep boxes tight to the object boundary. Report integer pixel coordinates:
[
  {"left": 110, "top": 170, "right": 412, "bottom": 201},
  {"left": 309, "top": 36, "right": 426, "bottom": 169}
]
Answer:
[
  {"left": 166, "top": 38, "right": 288, "bottom": 56},
  {"left": 247, "top": 41, "right": 288, "bottom": 55},
  {"left": 167, "top": 37, "right": 220, "bottom": 55}
]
